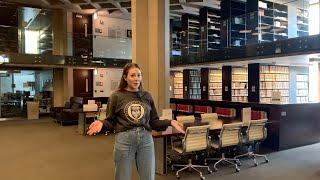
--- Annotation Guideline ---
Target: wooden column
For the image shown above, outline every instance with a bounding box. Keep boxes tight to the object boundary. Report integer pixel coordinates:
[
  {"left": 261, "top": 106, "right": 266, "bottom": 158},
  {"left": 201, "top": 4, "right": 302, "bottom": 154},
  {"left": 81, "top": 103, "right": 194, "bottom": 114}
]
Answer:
[{"left": 132, "top": 0, "right": 170, "bottom": 112}]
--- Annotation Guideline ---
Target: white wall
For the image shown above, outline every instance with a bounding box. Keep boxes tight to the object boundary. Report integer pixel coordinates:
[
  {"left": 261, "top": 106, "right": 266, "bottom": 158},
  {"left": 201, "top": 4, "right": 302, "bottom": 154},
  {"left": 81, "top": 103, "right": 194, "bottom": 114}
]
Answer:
[
  {"left": 93, "top": 68, "right": 122, "bottom": 97},
  {"left": 93, "top": 14, "right": 132, "bottom": 59}
]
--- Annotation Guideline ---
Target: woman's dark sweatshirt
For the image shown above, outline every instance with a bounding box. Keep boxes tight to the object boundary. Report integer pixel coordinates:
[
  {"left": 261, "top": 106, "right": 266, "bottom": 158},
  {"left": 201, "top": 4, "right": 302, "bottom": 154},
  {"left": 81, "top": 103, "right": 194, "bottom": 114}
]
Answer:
[{"left": 102, "top": 90, "right": 171, "bottom": 133}]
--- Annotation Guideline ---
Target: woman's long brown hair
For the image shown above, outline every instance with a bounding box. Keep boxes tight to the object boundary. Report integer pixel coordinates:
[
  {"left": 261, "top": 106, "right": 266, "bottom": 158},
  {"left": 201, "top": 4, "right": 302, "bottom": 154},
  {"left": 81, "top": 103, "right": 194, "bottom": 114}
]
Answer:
[{"left": 118, "top": 63, "right": 144, "bottom": 91}]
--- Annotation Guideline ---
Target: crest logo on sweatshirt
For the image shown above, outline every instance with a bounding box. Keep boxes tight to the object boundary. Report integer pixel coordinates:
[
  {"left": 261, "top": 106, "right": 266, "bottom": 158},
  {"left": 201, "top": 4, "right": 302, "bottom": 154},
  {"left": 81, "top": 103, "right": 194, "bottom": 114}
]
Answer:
[{"left": 124, "top": 101, "right": 145, "bottom": 123}]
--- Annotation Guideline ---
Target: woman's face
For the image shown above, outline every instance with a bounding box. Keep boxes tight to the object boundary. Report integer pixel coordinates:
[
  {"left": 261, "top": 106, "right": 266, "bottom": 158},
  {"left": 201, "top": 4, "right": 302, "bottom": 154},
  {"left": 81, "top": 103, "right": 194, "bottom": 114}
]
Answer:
[{"left": 125, "top": 67, "right": 142, "bottom": 91}]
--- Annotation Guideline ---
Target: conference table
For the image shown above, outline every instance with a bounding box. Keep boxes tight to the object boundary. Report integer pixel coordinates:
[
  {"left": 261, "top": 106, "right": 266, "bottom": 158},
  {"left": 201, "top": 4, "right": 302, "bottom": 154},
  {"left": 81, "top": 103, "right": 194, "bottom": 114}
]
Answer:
[{"left": 152, "top": 119, "right": 249, "bottom": 175}]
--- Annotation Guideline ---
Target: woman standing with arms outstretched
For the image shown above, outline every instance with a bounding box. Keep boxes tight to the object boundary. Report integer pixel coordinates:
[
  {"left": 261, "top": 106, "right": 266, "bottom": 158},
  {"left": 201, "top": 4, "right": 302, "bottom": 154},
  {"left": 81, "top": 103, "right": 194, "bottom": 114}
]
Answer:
[{"left": 87, "top": 63, "right": 185, "bottom": 180}]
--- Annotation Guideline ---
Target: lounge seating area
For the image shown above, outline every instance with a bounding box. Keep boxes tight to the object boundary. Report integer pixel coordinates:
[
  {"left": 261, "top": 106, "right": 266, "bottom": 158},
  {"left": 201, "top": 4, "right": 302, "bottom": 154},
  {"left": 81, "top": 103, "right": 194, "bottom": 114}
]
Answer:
[{"left": 53, "top": 97, "right": 108, "bottom": 126}]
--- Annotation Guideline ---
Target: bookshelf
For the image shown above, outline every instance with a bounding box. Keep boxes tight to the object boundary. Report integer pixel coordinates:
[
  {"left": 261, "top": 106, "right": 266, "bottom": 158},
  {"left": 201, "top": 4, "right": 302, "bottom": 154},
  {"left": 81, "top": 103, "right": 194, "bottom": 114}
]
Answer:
[
  {"left": 170, "top": 19, "right": 182, "bottom": 56},
  {"left": 297, "top": 8, "right": 309, "bottom": 37},
  {"left": 209, "top": 69, "right": 222, "bottom": 101},
  {"left": 181, "top": 14, "right": 200, "bottom": 56},
  {"left": 232, "top": 67, "right": 248, "bottom": 102},
  {"left": 221, "top": 0, "right": 247, "bottom": 47},
  {"left": 259, "top": 65, "right": 289, "bottom": 103},
  {"left": 296, "top": 74, "right": 308, "bottom": 103},
  {"left": 189, "top": 69, "right": 201, "bottom": 99},
  {"left": 171, "top": 31, "right": 181, "bottom": 56},
  {"left": 172, "top": 71, "right": 183, "bottom": 99},
  {"left": 200, "top": 6, "right": 222, "bottom": 53},
  {"left": 246, "top": 0, "right": 288, "bottom": 44}
]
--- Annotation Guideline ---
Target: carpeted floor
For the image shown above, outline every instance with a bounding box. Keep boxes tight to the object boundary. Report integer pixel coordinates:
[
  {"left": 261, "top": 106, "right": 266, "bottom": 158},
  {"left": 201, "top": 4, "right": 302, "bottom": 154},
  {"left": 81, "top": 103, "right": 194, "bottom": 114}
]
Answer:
[{"left": 0, "top": 118, "right": 319, "bottom": 180}]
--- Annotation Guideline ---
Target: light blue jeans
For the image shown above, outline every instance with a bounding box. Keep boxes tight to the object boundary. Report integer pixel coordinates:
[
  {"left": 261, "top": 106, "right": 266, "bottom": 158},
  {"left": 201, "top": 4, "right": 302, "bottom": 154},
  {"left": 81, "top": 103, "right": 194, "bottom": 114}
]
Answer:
[{"left": 113, "top": 127, "right": 155, "bottom": 180}]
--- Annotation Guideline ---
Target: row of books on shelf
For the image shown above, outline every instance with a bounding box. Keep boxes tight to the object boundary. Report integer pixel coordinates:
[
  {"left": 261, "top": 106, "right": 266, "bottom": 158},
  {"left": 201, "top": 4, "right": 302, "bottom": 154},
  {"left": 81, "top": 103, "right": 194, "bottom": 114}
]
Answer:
[
  {"left": 190, "top": 88, "right": 201, "bottom": 94},
  {"left": 190, "top": 84, "right": 201, "bottom": 88},
  {"left": 296, "top": 82, "right": 308, "bottom": 89},
  {"left": 251, "top": 110, "right": 268, "bottom": 120},
  {"left": 174, "top": 83, "right": 183, "bottom": 88},
  {"left": 174, "top": 72, "right": 183, "bottom": 77},
  {"left": 232, "top": 68, "right": 247, "bottom": 74},
  {"left": 209, "top": 96, "right": 222, "bottom": 101},
  {"left": 209, "top": 82, "right": 222, "bottom": 89},
  {"left": 232, "top": 74, "right": 248, "bottom": 81},
  {"left": 297, "top": 89, "right": 308, "bottom": 96},
  {"left": 190, "top": 76, "right": 201, "bottom": 81},
  {"left": 260, "top": 97, "right": 289, "bottom": 103},
  {"left": 260, "top": 89, "right": 289, "bottom": 97},
  {"left": 209, "top": 89, "right": 222, "bottom": 95},
  {"left": 174, "top": 94, "right": 183, "bottom": 99},
  {"left": 232, "top": 89, "right": 248, "bottom": 96},
  {"left": 232, "top": 82, "right": 247, "bottom": 89},
  {"left": 296, "top": 74, "right": 308, "bottom": 81},
  {"left": 260, "top": 81, "right": 289, "bottom": 89},
  {"left": 232, "top": 96, "right": 247, "bottom": 102},
  {"left": 190, "top": 95, "right": 201, "bottom": 99},
  {"left": 297, "top": 96, "right": 308, "bottom": 103},
  {"left": 194, "top": 106, "right": 212, "bottom": 113},
  {"left": 173, "top": 103, "right": 268, "bottom": 120},
  {"left": 174, "top": 89, "right": 183, "bottom": 95},
  {"left": 260, "top": 66, "right": 289, "bottom": 73},
  {"left": 260, "top": 74, "right": 289, "bottom": 81},
  {"left": 189, "top": 70, "right": 200, "bottom": 76},
  {"left": 209, "top": 77, "right": 222, "bottom": 82}
]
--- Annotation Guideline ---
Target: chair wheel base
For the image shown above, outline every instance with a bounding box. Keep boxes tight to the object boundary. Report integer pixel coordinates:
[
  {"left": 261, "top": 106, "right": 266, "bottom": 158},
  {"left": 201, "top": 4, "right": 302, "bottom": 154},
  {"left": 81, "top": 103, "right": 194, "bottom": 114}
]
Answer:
[
  {"left": 236, "top": 168, "right": 240, "bottom": 172},
  {"left": 208, "top": 170, "right": 213, "bottom": 174},
  {"left": 254, "top": 162, "right": 258, "bottom": 166},
  {"left": 213, "top": 167, "right": 218, "bottom": 172},
  {"left": 176, "top": 175, "right": 180, "bottom": 179},
  {"left": 266, "top": 159, "right": 269, "bottom": 163},
  {"left": 200, "top": 176, "right": 205, "bottom": 180}
]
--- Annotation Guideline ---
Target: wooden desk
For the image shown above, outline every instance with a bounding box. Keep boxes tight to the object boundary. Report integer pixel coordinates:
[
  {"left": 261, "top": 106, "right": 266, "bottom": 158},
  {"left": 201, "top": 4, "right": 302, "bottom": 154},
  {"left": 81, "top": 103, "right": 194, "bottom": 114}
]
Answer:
[
  {"left": 78, "top": 111, "right": 98, "bottom": 135},
  {"left": 153, "top": 126, "right": 182, "bottom": 175},
  {"left": 152, "top": 121, "right": 208, "bottom": 175}
]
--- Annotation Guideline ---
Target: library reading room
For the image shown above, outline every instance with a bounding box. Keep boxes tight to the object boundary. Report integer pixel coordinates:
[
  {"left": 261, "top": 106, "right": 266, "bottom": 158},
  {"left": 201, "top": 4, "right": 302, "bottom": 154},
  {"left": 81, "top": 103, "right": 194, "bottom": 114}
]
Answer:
[{"left": 0, "top": 0, "right": 320, "bottom": 180}]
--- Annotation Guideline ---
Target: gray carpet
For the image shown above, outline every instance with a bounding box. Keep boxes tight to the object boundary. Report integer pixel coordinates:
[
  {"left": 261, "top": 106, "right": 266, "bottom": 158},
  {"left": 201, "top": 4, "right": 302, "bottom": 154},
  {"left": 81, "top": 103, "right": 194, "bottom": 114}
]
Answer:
[{"left": 0, "top": 118, "right": 319, "bottom": 180}]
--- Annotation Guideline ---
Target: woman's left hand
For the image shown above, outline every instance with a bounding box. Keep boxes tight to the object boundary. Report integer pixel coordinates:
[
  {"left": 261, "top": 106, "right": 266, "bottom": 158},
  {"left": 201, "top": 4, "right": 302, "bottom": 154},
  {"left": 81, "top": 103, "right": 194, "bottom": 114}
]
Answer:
[{"left": 170, "top": 120, "right": 185, "bottom": 134}]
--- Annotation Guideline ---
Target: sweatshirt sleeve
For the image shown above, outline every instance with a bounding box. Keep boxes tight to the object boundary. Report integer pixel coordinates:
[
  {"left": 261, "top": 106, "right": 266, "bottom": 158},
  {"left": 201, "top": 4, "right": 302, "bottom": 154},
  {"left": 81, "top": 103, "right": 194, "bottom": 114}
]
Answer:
[
  {"left": 148, "top": 94, "right": 171, "bottom": 131},
  {"left": 102, "top": 93, "right": 117, "bottom": 129}
]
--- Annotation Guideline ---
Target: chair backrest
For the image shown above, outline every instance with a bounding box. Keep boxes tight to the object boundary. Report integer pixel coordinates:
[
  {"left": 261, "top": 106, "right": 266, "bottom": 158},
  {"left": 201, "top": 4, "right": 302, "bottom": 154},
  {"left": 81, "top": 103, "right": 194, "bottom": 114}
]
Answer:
[
  {"left": 220, "top": 123, "right": 242, "bottom": 148},
  {"left": 247, "top": 119, "right": 268, "bottom": 142},
  {"left": 83, "top": 103, "right": 98, "bottom": 112},
  {"left": 183, "top": 125, "right": 210, "bottom": 153},
  {"left": 201, "top": 113, "right": 222, "bottom": 129},
  {"left": 176, "top": 115, "right": 195, "bottom": 125}
]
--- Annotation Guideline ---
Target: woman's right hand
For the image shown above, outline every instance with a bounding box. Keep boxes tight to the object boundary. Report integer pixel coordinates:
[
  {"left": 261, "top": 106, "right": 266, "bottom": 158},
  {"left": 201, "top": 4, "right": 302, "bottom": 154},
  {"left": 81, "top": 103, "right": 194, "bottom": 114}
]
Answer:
[{"left": 87, "top": 120, "right": 103, "bottom": 136}]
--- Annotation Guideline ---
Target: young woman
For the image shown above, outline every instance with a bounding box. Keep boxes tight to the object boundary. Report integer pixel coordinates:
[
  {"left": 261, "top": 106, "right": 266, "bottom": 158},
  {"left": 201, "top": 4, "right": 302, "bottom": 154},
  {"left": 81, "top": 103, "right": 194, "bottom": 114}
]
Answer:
[{"left": 87, "top": 63, "right": 185, "bottom": 180}]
